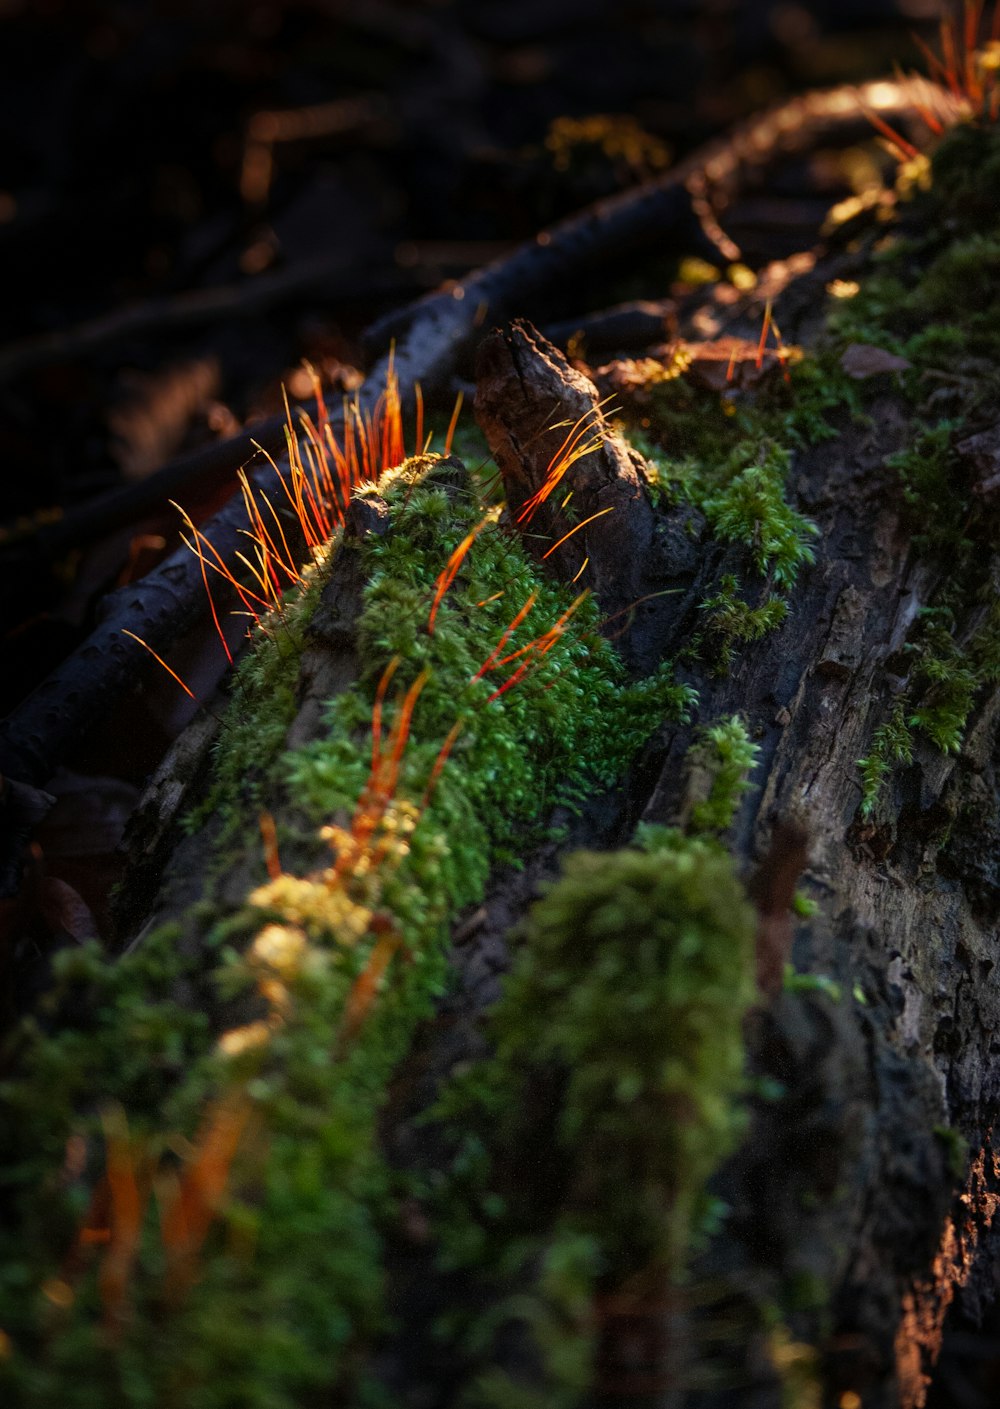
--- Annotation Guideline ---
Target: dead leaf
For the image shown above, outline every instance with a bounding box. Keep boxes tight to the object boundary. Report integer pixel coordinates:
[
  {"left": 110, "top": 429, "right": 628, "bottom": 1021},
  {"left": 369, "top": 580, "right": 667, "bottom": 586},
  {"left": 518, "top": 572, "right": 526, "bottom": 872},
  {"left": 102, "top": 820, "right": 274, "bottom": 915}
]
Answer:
[
  {"left": 840, "top": 343, "right": 912, "bottom": 379},
  {"left": 686, "top": 336, "right": 781, "bottom": 392}
]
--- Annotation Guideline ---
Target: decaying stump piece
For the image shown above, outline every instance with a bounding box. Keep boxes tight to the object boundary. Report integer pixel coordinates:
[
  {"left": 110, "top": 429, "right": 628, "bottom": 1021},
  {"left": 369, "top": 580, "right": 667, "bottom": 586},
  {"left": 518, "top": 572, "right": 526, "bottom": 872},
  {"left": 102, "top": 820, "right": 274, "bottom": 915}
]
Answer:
[
  {"left": 474, "top": 319, "right": 659, "bottom": 634},
  {"left": 472, "top": 319, "right": 714, "bottom": 678}
]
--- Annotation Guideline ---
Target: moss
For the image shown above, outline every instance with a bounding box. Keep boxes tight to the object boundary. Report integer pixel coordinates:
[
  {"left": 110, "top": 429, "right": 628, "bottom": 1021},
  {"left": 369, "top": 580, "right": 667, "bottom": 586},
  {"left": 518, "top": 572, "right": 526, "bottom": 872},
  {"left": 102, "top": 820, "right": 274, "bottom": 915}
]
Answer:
[
  {"left": 620, "top": 349, "right": 848, "bottom": 680},
  {"left": 433, "top": 830, "right": 756, "bottom": 1402},
  {"left": 698, "top": 574, "right": 789, "bottom": 674},
  {"left": 933, "top": 1124, "right": 969, "bottom": 1182},
  {"left": 186, "top": 550, "right": 333, "bottom": 834},
  {"left": 686, "top": 715, "right": 761, "bottom": 832},
  {"left": 781, "top": 969, "right": 842, "bottom": 1003},
  {"left": 858, "top": 702, "right": 914, "bottom": 819},
  {"left": 703, "top": 443, "right": 817, "bottom": 587},
  {"left": 886, "top": 421, "right": 968, "bottom": 552},
  {"left": 815, "top": 116, "right": 1000, "bottom": 813},
  {"left": 858, "top": 593, "right": 1000, "bottom": 815},
  {"left": 924, "top": 120, "right": 1000, "bottom": 235},
  {"left": 0, "top": 455, "right": 694, "bottom": 1407}
]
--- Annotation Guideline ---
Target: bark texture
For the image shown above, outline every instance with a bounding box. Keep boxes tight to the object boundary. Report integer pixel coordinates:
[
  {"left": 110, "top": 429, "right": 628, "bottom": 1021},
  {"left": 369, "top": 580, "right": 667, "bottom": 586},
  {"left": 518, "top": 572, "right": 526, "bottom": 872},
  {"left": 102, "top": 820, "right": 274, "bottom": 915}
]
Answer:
[
  {"left": 59, "top": 294, "right": 999, "bottom": 1409},
  {"left": 371, "top": 323, "right": 1000, "bottom": 1407}
]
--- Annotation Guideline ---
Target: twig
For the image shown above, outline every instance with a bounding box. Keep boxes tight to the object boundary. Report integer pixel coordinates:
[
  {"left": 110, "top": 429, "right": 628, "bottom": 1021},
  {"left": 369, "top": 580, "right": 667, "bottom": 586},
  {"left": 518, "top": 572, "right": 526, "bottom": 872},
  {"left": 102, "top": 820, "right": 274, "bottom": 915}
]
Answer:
[{"left": 0, "top": 258, "right": 410, "bottom": 385}]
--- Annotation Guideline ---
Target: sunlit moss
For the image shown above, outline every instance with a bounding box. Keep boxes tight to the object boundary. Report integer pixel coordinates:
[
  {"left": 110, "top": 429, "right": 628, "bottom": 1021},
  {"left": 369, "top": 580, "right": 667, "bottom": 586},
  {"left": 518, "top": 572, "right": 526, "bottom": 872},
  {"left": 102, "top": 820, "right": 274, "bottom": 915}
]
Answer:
[
  {"left": 0, "top": 454, "right": 693, "bottom": 1408},
  {"left": 686, "top": 714, "right": 761, "bottom": 832}
]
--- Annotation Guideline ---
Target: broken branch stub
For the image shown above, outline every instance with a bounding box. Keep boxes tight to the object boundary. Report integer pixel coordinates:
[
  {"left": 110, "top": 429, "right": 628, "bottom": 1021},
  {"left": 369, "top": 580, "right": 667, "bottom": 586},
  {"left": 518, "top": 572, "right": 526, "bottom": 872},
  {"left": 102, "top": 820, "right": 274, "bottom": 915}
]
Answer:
[{"left": 474, "top": 320, "right": 659, "bottom": 642}]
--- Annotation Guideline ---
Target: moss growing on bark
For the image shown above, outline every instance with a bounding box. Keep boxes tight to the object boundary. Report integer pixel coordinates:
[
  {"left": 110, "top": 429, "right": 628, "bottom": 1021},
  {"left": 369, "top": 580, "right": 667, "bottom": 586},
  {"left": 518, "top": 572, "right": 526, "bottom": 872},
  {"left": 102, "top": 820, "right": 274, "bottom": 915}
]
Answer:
[
  {"left": 837, "top": 119, "right": 1000, "bottom": 814},
  {"left": 0, "top": 455, "right": 694, "bottom": 1408},
  {"left": 432, "top": 830, "right": 756, "bottom": 1405}
]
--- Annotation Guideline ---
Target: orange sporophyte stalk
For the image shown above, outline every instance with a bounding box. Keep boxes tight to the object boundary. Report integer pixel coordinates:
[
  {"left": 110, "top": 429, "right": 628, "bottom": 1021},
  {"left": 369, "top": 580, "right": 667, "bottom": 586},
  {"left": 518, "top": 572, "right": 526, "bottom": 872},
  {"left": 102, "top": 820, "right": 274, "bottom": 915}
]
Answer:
[
  {"left": 121, "top": 630, "right": 196, "bottom": 701},
  {"left": 541, "top": 505, "right": 615, "bottom": 560},
  {"left": 128, "top": 361, "right": 437, "bottom": 700},
  {"left": 476, "top": 589, "right": 591, "bottom": 702},
  {"left": 864, "top": 1, "right": 1000, "bottom": 159},
  {"left": 443, "top": 389, "right": 464, "bottom": 456},
  {"left": 427, "top": 512, "right": 494, "bottom": 633},
  {"left": 515, "top": 400, "right": 612, "bottom": 526}
]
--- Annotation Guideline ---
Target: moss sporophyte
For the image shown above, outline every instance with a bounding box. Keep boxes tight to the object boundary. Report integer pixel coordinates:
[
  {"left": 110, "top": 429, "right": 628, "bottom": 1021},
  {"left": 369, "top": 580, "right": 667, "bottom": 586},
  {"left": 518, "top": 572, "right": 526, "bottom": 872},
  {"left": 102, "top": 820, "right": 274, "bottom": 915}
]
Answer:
[{"left": 0, "top": 388, "right": 694, "bottom": 1404}]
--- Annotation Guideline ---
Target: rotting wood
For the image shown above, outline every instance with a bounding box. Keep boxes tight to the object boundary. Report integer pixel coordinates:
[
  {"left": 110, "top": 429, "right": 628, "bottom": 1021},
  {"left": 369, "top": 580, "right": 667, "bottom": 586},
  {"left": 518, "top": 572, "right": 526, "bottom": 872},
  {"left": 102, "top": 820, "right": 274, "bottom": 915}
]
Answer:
[{"left": 370, "top": 308, "right": 1000, "bottom": 1405}]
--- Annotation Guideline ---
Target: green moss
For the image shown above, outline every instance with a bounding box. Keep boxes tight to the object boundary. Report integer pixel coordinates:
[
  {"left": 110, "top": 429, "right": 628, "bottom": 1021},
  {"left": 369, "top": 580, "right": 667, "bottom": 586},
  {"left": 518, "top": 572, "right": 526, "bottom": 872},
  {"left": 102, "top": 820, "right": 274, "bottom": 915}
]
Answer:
[
  {"left": 926, "top": 120, "right": 1000, "bottom": 232},
  {"left": 933, "top": 1124, "right": 969, "bottom": 1181},
  {"left": 433, "top": 830, "right": 756, "bottom": 1402},
  {"left": 621, "top": 351, "right": 844, "bottom": 681},
  {"left": 887, "top": 421, "right": 968, "bottom": 552},
  {"left": 0, "top": 456, "right": 693, "bottom": 1407},
  {"left": 703, "top": 444, "right": 817, "bottom": 587},
  {"left": 858, "top": 702, "right": 914, "bottom": 819},
  {"left": 815, "top": 118, "right": 1000, "bottom": 813},
  {"left": 698, "top": 574, "right": 789, "bottom": 674},
  {"left": 187, "top": 551, "right": 333, "bottom": 834},
  {"left": 781, "top": 969, "right": 842, "bottom": 1002},
  {"left": 858, "top": 593, "right": 1000, "bottom": 815},
  {"left": 686, "top": 715, "right": 761, "bottom": 832}
]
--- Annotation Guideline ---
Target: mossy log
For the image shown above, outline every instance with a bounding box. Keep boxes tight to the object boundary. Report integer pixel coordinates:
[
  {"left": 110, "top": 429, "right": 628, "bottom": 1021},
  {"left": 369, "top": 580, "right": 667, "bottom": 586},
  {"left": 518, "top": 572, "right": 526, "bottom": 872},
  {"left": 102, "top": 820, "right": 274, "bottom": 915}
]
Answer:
[
  {"left": 5, "top": 101, "right": 1000, "bottom": 1409},
  {"left": 102, "top": 312, "right": 1000, "bottom": 1408}
]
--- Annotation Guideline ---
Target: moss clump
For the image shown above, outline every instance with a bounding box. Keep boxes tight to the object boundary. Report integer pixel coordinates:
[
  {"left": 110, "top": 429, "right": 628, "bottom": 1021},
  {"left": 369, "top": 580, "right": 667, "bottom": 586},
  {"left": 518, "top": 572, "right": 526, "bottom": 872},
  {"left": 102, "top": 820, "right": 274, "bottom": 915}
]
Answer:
[
  {"left": 887, "top": 421, "right": 968, "bottom": 552},
  {"left": 433, "top": 831, "right": 756, "bottom": 1404},
  {"left": 698, "top": 575, "right": 790, "bottom": 674},
  {"left": 620, "top": 350, "right": 847, "bottom": 681},
  {"left": 0, "top": 456, "right": 694, "bottom": 1408},
  {"left": 858, "top": 703, "right": 914, "bottom": 819},
  {"left": 192, "top": 550, "right": 332, "bottom": 828},
  {"left": 924, "top": 119, "right": 1000, "bottom": 234},
  {"left": 686, "top": 715, "right": 761, "bottom": 832},
  {"left": 703, "top": 444, "right": 817, "bottom": 588}
]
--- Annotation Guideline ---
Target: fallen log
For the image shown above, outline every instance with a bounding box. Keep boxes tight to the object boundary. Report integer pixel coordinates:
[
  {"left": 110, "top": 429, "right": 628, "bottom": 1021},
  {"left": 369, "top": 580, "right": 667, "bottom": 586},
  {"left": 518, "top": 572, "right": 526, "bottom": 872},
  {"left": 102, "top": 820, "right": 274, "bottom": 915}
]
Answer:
[{"left": 3, "top": 67, "right": 998, "bottom": 1409}]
